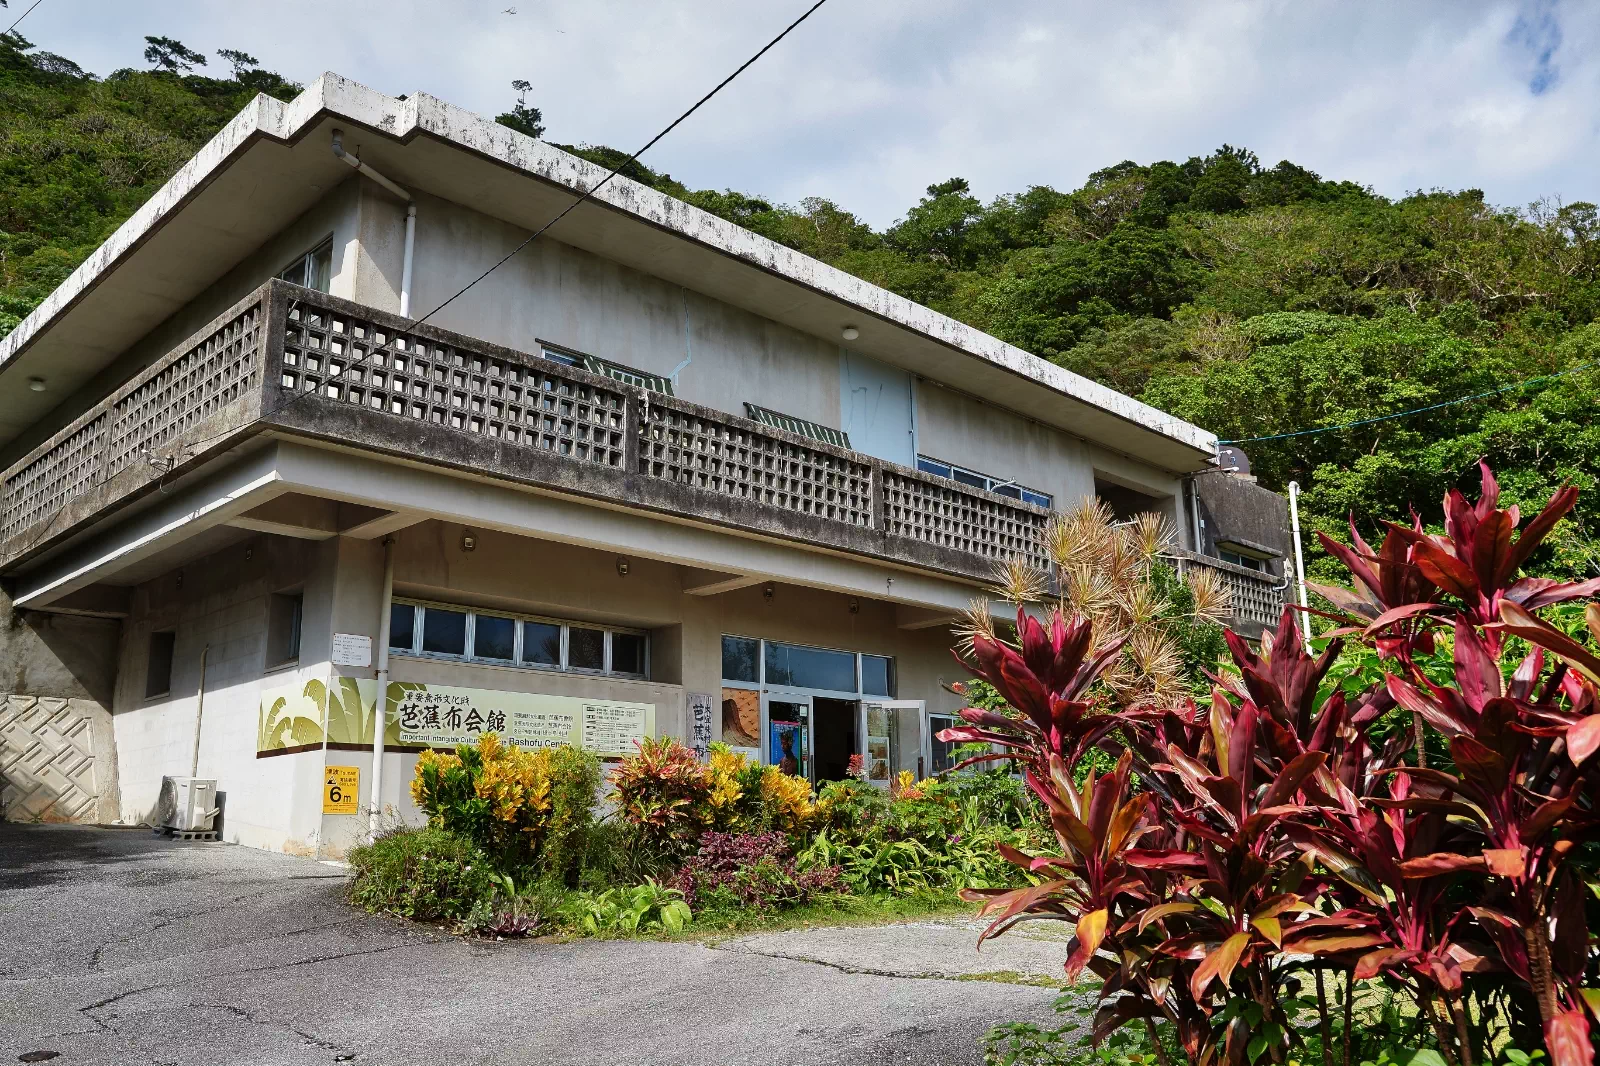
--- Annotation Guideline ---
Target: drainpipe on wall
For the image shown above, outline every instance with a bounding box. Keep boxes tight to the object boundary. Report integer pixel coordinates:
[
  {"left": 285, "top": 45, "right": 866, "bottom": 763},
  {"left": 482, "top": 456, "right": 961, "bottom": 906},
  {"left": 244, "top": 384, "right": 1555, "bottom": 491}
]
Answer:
[
  {"left": 1188, "top": 476, "right": 1203, "bottom": 554},
  {"left": 1288, "top": 481, "right": 1312, "bottom": 654},
  {"left": 368, "top": 536, "right": 396, "bottom": 837},
  {"left": 331, "top": 130, "right": 415, "bottom": 317},
  {"left": 189, "top": 644, "right": 210, "bottom": 778}
]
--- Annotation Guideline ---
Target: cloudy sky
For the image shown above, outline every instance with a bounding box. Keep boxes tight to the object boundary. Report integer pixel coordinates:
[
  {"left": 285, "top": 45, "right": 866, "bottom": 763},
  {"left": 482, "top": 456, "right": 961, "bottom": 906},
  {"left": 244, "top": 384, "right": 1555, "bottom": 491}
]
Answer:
[{"left": 11, "top": 0, "right": 1597, "bottom": 227}]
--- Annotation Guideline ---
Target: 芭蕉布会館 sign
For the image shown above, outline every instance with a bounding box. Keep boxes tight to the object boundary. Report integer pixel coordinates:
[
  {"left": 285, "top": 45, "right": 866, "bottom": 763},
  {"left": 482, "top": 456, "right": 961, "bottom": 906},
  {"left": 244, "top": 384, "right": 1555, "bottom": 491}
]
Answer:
[{"left": 258, "top": 677, "right": 655, "bottom": 757}]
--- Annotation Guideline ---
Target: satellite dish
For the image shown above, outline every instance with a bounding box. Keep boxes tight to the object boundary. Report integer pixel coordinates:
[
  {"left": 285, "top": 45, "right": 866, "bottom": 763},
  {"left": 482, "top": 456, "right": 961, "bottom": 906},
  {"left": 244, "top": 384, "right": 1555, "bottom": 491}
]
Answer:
[{"left": 1218, "top": 445, "right": 1251, "bottom": 476}]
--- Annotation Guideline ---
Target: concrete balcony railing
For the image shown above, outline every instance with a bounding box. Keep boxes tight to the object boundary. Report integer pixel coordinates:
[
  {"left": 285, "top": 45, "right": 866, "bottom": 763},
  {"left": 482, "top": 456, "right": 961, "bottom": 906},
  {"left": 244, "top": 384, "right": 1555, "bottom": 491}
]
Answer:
[
  {"left": 1165, "top": 547, "right": 1287, "bottom": 636},
  {"left": 0, "top": 280, "right": 1052, "bottom": 584}
]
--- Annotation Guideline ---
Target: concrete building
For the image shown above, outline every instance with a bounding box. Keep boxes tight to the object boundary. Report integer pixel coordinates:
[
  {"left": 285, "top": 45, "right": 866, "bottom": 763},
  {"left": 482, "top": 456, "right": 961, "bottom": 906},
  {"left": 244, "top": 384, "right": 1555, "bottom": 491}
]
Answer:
[{"left": 0, "top": 75, "right": 1286, "bottom": 855}]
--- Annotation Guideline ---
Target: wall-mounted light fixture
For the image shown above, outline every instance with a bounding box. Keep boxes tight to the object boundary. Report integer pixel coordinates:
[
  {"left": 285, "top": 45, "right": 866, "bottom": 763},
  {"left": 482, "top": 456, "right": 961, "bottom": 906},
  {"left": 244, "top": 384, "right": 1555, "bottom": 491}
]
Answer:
[
  {"left": 616, "top": 557, "right": 630, "bottom": 577},
  {"left": 27, "top": 377, "right": 45, "bottom": 393},
  {"left": 763, "top": 582, "right": 775, "bottom": 604},
  {"left": 848, "top": 597, "right": 860, "bottom": 615},
  {"left": 841, "top": 326, "right": 860, "bottom": 342},
  {"left": 461, "top": 531, "right": 477, "bottom": 552}
]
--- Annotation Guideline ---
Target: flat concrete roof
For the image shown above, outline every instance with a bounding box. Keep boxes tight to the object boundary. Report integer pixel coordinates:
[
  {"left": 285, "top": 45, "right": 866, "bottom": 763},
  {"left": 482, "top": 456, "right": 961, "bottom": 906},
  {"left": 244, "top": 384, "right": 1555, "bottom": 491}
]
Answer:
[{"left": 0, "top": 73, "right": 1218, "bottom": 472}]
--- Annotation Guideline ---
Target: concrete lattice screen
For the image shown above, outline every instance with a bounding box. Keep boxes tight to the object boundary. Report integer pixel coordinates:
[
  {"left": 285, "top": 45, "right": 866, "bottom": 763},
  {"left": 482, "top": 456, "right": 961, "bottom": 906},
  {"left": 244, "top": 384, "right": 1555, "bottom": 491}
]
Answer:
[
  {"left": 0, "top": 281, "right": 1278, "bottom": 634},
  {"left": 0, "top": 296, "right": 264, "bottom": 542}
]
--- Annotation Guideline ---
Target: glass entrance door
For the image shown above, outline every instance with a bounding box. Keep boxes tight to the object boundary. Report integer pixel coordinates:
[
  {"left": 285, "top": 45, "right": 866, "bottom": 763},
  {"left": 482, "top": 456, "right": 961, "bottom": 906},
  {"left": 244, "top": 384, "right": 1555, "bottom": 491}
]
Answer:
[
  {"left": 859, "top": 700, "right": 925, "bottom": 785},
  {"left": 764, "top": 692, "right": 812, "bottom": 782}
]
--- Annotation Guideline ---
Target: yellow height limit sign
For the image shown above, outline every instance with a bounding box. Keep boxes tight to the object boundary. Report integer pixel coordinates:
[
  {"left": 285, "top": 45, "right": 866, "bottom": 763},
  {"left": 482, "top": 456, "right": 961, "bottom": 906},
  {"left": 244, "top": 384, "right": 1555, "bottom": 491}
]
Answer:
[{"left": 324, "top": 765, "right": 360, "bottom": 815}]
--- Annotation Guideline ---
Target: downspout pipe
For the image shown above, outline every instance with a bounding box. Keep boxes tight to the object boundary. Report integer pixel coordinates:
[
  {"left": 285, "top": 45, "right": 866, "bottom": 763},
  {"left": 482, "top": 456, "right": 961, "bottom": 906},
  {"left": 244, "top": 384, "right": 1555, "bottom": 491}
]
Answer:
[
  {"left": 190, "top": 644, "right": 209, "bottom": 778},
  {"left": 369, "top": 536, "right": 396, "bottom": 837},
  {"left": 331, "top": 129, "right": 415, "bottom": 317}
]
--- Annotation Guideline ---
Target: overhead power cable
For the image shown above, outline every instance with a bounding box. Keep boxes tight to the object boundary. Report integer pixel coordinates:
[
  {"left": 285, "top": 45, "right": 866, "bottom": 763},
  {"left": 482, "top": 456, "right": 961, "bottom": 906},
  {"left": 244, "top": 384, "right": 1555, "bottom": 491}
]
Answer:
[
  {"left": 412, "top": 0, "right": 831, "bottom": 331},
  {"left": 4, "top": 0, "right": 45, "bottom": 36},
  {"left": 1217, "top": 359, "right": 1600, "bottom": 446},
  {"left": 13, "top": 0, "right": 831, "bottom": 552}
]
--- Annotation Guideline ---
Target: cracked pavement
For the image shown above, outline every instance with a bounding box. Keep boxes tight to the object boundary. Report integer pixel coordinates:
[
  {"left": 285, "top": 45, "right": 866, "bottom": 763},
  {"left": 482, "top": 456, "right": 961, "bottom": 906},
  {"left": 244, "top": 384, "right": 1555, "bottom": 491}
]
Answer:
[{"left": 1, "top": 825, "right": 1071, "bottom": 1065}]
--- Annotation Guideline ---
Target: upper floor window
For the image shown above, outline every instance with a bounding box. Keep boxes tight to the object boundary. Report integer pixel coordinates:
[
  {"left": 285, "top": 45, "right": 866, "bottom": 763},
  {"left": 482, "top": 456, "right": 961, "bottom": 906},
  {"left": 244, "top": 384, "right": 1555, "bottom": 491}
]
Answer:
[
  {"left": 388, "top": 599, "right": 648, "bottom": 679},
  {"left": 278, "top": 238, "right": 333, "bottom": 293},
  {"left": 538, "top": 341, "right": 674, "bottom": 395},
  {"left": 1219, "top": 549, "right": 1268, "bottom": 573},
  {"left": 916, "top": 455, "right": 1051, "bottom": 509},
  {"left": 745, "top": 403, "right": 852, "bottom": 449}
]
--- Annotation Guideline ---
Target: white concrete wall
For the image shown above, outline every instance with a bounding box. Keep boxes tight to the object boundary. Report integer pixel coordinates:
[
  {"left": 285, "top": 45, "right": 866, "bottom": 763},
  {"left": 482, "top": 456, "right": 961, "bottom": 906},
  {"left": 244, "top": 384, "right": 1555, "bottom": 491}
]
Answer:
[
  {"left": 110, "top": 534, "right": 334, "bottom": 854},
  {"left": 351, "top": 190, "right": 1184, "bottom": 512}
]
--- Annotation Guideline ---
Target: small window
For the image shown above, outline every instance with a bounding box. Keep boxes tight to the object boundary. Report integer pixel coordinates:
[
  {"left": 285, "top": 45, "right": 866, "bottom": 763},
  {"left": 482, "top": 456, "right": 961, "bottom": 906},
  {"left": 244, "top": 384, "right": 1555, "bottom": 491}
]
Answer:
[
  {"left": 612, "top": 632, "right": 646, "bottom": 676},
  {"left": 266, "top": 593, "right": 303, "bottom": 666},
  {"left": 540, "top": 346, "right": 580, "bottom": 368},
  {"left": 277, "top": 238, "right": 333, "bottom": 293},
  {"left": 146, "top": 631, "right": 176, "bottom": 699},
  {"left": 860, "top": 654, "right": 895, "bottom": 698},
  {"left": 582, "top": 354, "right": 674, "bottom": 396},
  {"left": 1220, "top": 550, "right": 1266, "bottom": 572},
  {"left": 744, "top": 403, "right": 851, "bottom": 449},
  {"left": 521, "top": 621, "right": 561, "bottom": 666},
  {"left": 765, "top": 641, "right": 856, "bottom": 693},
  {"left": 421, "top": 608, "right": 468, "bottom": 656},
  {"left": 722, "top": 636, "right": 759, "bottom": 683},
  {"left": 389, "top": 602, "right": 417, "bottom": 652},
  {"left": 916, "top": 454, "right": 1051, "bottom": 509},
  {"left": 928, "top": 713, "right": 960, "bottom": 774},
  {"left": 392, "top": 600, "right": 647, "bottom": 678},
  {"left": 473, "top": 614, "right": 516, "bottom": 661},
  {"left": 568, "top": 626, "right": 605, "bottom": 671}
]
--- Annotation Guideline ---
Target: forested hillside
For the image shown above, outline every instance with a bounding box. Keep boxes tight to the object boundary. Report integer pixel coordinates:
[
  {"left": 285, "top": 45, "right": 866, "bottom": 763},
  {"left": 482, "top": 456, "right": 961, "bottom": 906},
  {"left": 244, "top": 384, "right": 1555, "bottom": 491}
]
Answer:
[{"left": 5, "top": 31, "right": 1600, "bottom": 578}]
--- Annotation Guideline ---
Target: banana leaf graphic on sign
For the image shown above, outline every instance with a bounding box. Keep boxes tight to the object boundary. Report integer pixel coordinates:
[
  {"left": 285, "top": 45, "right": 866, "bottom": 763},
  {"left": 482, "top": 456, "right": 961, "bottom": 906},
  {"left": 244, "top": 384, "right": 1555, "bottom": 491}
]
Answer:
[
  {"left": 256, "top": 692, "right": 323, "bottom": 752},
  {"left": 304, "top": 677, "right": 424, "bottom": 746}
]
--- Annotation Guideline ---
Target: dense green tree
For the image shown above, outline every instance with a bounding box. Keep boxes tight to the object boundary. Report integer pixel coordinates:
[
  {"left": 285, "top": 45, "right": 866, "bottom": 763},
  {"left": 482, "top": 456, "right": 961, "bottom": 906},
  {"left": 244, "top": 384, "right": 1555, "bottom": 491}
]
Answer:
[
  {"left": 142, "top": 36, "right": 206, "bottom": 73},
  {"left": 495, "top": 78, "right": 544, "bottom": 140}
]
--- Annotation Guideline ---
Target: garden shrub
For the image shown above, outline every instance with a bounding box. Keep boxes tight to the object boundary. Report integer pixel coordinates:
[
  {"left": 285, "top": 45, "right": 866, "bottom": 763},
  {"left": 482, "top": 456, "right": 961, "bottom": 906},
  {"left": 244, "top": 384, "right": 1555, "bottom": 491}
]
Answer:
[
  {"left": 347, "top": 826, "right": 494, "bottom": 922},
  {"left": 612, "top": 740, "right": 817, "bottom": 859},
  {"left": 609, "top": 735, "right": 713, "bottom": 859},
  {"left": 410, "top": 733, "right": 599, "bottom": 879},
  {"left": 667, "top": 831, "right": 841, "bottom": 912}
]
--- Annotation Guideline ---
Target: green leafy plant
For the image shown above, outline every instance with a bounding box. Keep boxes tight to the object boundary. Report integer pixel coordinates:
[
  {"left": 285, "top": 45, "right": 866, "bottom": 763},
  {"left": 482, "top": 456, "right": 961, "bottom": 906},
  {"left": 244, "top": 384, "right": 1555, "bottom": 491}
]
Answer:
[
  {"left": 347, "top": 826, "right": 494, "bottom": 922},
  {"left": 565, "top": 880, "right": 692, "bottom": 936},
  {"left": 409, "top": 733, "right": 599, "bottom": 879}
]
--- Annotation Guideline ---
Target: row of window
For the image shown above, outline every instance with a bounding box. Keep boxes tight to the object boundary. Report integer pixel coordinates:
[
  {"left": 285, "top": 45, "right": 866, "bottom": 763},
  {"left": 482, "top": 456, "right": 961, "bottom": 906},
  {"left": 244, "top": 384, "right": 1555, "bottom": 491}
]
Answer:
[
  {"left": 721, "top": 635, "right": 894, "bottom": 697},
  {"left": 916, "top": 455, "right": 1052, "bottom": 509},
  {"left": 388, "top": 600, "right": 648, "bottom": 678}
]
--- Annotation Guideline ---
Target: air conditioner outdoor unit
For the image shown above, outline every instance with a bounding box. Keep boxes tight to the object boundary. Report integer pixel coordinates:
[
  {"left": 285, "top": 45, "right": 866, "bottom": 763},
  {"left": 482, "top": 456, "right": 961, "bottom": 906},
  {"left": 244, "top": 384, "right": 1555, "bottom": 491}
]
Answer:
[{"left": 157, "top": 776, "right": 219, "bottom": 832}]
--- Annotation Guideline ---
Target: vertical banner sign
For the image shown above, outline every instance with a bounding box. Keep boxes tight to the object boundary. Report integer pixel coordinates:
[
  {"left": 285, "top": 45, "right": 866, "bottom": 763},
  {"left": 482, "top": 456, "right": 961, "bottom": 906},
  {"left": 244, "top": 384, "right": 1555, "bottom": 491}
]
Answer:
[
  {"left": 324, "top": 765, "right": 360, "bottom": 814},
  {"left": 687, "top": 692, "right": 715, "bottom": 760}
]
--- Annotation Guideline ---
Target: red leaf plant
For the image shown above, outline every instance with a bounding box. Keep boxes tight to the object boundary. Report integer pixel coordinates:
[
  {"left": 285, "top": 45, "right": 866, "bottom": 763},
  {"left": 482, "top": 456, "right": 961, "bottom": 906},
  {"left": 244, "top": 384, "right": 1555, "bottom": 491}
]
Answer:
[{"left": 944, "top": 468, "right": 1600, "bottom": 1066}]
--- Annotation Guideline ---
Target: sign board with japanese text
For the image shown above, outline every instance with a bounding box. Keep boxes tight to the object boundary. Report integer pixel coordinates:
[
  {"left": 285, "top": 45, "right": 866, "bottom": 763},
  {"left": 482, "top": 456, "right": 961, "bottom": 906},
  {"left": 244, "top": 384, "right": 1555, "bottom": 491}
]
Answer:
[
  {"left": 687, "top": 692, "right": 715, "bottom": 760},
  {"left": 392, "top": 683, "right": 655, "bottom": 757},
  {"left": 324, "top": 765, "right": 359, "bottom": 814},
  {"left": 331, "top": 633, "right": 372, "bottom": 668}
]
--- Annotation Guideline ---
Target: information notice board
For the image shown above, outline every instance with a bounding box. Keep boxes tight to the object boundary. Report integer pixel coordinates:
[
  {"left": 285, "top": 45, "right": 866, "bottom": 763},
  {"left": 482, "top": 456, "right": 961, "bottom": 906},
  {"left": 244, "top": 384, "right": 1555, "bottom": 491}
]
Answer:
[{"left": 392, "top": 682, "right": 655, "bottom": 757}]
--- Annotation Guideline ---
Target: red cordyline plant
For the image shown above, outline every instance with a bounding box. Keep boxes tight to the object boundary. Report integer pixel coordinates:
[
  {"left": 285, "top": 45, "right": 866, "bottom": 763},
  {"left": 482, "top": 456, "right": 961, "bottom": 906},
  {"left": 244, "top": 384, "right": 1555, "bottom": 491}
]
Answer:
[{"left": 943, "top": 465, "right": 1600, "bottom": 1066}]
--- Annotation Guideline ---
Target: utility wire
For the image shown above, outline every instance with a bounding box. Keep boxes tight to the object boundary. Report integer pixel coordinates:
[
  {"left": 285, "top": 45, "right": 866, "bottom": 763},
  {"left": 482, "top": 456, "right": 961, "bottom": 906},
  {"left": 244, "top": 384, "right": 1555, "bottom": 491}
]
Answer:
[
  {"left": 11, "top": 0, "right": 831, "bottom": 552},
  {"left": 4, "top": 0, "right": 45, "bottom": 36},
  {"left": 1218, "top": 358, "right": 1600, "bottom": 446},
  {"left": 412, "top": 0, "right": 831, "bottom": 331}
]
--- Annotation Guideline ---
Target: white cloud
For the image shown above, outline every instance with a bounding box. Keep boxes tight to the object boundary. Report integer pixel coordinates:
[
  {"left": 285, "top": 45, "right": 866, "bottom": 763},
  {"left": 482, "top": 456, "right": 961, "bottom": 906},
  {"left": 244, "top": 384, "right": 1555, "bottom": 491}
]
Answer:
[{"left": 19, "top": 0, "right": 1600, "bottom": 226}]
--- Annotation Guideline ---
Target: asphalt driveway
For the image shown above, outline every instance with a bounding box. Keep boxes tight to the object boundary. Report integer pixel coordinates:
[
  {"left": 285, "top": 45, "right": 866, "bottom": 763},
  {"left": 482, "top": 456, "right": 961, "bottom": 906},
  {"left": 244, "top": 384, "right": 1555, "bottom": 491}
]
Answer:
[{"left": 0, "top": 825, "right": 1072, "bottom": 1066}]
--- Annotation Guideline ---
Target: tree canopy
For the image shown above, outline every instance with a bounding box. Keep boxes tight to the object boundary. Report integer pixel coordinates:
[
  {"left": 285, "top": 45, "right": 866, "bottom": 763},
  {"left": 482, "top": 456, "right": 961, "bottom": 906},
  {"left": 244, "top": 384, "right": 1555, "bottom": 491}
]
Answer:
[{"left": 4, "top": 35, "right": 1599, "bottom": 578}]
